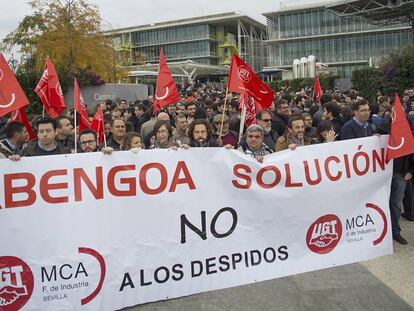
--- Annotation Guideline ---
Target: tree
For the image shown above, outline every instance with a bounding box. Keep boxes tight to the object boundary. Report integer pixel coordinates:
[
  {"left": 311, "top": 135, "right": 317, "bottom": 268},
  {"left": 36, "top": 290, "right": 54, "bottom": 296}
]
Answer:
[
  {"left": 352, "top": 46, "right": 414, "bottom": 101},
  {"left": 15, "top": 54, "right": 44, "bottom": 114},
  {"left": 381, "top": 46, "right": 414, "bottom": 95},
  {"left": 351, "top": 67, "right": 384, "bottom": 103},
  {"left": 2, "top": 0, "right": 123, "bottom": 86}
]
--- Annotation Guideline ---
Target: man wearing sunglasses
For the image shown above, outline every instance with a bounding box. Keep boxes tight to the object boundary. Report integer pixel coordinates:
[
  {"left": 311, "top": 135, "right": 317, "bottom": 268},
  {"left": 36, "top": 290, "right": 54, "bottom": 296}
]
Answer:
[
  {"left": 238, "top": 124, "right": 272, "bottom": 163},
  {"left": 256, "top": 110, "right": 279, "bottom": 152}
]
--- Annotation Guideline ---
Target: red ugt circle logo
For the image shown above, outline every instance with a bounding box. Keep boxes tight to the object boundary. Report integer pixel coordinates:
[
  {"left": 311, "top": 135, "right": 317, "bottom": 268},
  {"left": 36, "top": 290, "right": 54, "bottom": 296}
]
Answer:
[
  {"left": 238, "top": 65, "right": 251, "bottom": 83},
  {"left": 306, "top": 214, "right": 343, "bottom": 254},
  {"left": 0, "top": 256, "right": 34, "bottom": 311}
]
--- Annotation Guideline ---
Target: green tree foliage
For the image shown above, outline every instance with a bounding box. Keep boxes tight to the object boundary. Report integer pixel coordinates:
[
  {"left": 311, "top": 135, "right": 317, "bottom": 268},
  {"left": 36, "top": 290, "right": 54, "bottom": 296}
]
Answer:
[
  {"left": 381, "top": 46, "right": 414, "bottom": 95},
  {"left": 2, "top": 0, "right": 122, "bottom": 90},
  {"left": 351, "top": 67, "right": 384, "bottom": 103},
  {"left": 14, "top": 55, "right": 43, "bottom": 114},
  {"left": 352, "top": 46, "right": 414, "bottom": 102}
]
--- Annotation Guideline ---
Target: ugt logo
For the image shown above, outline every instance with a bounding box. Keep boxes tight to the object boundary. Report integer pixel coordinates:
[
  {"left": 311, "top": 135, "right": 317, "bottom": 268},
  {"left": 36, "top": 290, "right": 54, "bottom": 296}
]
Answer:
[
  {"left": 0, "top": 256, "right": 34, "bottom": 311},
  {"left": 238, "top": 65, "right": 251, "bottom": 83},
  {"left": 306, "top": 214, "right": 343, "bottom": 254}
]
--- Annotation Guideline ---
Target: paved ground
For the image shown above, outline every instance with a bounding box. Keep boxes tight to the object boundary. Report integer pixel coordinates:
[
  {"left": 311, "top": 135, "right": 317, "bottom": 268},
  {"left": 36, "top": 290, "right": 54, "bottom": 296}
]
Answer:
[{"left": 123, "top": 218, "right": 414, "bottom": 311}]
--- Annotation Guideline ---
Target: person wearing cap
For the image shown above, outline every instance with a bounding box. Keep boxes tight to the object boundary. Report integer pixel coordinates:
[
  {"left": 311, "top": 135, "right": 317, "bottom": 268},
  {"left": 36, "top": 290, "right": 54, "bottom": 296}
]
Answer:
[
  {"left": 238, "top": 124, "right": 272, "bottom": 163},
  {"left": 213, "top": 114, "right": 238, "bottom": 148}
]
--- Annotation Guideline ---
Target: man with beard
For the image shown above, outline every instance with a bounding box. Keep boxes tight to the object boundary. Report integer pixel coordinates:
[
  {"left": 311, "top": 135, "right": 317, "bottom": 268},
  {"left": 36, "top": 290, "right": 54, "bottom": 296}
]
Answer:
[
  {"left": 186, "top": 102, "right": 197, "bottom": 124},
  {"left": 256, "top": 110, "right": 278, "bottom": 152},
  {"left": 275, "top": 115, "right": 310, "bottom": 151},
  {"left": 173, "top": 113, "right": 190, "bottom": 145},
  {"left": 79, "top": 129, "right": 98, "bottom": 153},
  {"left": 402, "top": 91, "right": 412, "bottom": 113},
  {"left": 188, "top": 119, "right": 218, "bottom": 147}
]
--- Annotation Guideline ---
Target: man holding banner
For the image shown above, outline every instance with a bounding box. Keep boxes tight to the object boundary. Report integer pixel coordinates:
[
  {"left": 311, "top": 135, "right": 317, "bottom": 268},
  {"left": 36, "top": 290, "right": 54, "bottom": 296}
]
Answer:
[
  {"left": 237, "top": 124, "right": 272, "bottom": 162},
  {"left": 20, "top": 117, "right": 70, "bottom": 157},
  {"left": 0, "top": 121, "right": 28, "bottom": 157},
  {"left": 79, "top": 129, "right": 98, "bottom": 153}
]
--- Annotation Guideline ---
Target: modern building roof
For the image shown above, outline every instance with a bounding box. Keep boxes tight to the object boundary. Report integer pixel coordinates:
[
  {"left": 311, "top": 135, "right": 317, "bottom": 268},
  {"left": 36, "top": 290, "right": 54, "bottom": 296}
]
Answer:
[
  {"left": 103, "top": 12, "right": 266, "bottom": 36},
  {"left": 327, "top": 0, "right": 414, "bottom": 24},
  {"left": 128, "top": 60, "right": 229, "bottom": 79},
  {"left": 263, "top": 1, "right": 337, "bottom": 16}
]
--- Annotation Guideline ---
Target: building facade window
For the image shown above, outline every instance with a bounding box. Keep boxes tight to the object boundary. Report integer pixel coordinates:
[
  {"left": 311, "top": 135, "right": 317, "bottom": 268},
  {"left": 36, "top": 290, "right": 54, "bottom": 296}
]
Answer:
[{"left": 267, "top": 7, "right": 412, "bottom": 77}]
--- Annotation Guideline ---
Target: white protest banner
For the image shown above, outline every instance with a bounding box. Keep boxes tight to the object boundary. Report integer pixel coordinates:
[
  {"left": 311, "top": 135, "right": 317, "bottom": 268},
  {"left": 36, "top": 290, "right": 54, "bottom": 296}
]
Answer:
[{"left": 0, "top": 136, "right": 392, "bottom": 310}]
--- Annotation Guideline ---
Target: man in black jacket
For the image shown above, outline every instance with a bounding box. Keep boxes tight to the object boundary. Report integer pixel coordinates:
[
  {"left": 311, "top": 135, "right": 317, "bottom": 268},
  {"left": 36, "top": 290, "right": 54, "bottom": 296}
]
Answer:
[
  {"left": 0, "top": 121, "right": 28, "bottom": 157},
  {"left": 271, "top": 99, "right": 291, "bottom": 137},
  {"left": 256, "top": 110, "right": 278, "bottom": 152},
  {"left": 55, "top": 115, "right": 75, "bottom": 150},
  {"left": 323, "top": 101, "right": 343, "bottom": 138},
  {"left": 21, "top": 117, "right": 70, "bottom": 157}
]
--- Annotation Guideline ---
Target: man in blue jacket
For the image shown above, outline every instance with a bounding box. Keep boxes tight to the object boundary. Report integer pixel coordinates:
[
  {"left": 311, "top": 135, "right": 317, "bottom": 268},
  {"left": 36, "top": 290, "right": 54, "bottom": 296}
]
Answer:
[{"left": 340, "top": 101, "right": 374, "bottom": 140}]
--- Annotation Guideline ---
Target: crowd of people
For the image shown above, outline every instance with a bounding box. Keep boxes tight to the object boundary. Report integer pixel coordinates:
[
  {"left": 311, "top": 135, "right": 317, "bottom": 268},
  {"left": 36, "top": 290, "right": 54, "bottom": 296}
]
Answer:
[{"left": 0, "top": 81, "right": 413, "bottom": 245}]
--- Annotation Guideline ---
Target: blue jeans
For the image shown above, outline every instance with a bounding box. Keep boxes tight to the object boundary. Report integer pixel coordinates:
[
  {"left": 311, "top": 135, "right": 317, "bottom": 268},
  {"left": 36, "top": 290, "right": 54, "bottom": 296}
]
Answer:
[{"left": 389, "top": 173, "right": 408, "bottom": 236}]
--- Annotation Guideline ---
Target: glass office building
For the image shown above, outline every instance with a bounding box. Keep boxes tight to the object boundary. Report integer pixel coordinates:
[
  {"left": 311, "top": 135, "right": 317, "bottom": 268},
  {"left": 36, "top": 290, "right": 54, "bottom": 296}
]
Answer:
[
  {"left": 106, "top": 12, "right": 267, "bottom": 73},
  {"left": 265, "top": 3, "right": 413, "bottom": 78}
]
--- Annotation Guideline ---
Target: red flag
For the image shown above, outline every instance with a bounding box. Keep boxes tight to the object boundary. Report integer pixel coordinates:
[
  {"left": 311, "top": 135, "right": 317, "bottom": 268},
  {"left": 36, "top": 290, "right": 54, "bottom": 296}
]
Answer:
[
  {"left": 73, "top": 79, "right": 91, "bottom": 132},
  {"left": 238, "top": 94, "right": 257, "bottom": 127},
  {"left": 0, "top": 53, "right": 29, "bottom": 117},
  {"left": 154, "top": 48, "right": 180, "bottom": 112},
  {"left": 314, "top": 76, "right": 322, "bottom": 103},
  {"left": 90, "top": 106, "right": 105, "bottom": 144},
  {"left": 228, "top": 54, "right": 274, "bottom": 109},
  {"left": 386, "top": 94, "right": 414, "bottom": 161},
  {"left": 10, "top": 107, "right": 36, "bottom": 141},
  {"left": 35, "top": 57, "right": 66, "bottom": 118}
]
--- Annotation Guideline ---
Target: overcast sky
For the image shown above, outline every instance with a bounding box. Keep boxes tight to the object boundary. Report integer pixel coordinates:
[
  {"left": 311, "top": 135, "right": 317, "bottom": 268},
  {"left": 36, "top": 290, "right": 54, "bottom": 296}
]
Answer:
[{"left": 0, "top": 0, "right": 317, "bottom": 59}]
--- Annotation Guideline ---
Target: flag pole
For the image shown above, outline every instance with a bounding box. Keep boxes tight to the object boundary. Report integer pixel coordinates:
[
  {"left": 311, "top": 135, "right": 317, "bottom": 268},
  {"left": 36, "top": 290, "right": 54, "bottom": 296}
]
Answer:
[
  {"left": 74, "top": 111, "right": 77, "bottom": 154},
  {"left": 42, "top": 55, "right": 47, "bottom": 119},
  {"left": 218, "top": 87, "right": 229, "bottom": 137},
  {"left": 102, "top": 113, "right": 107, "bottom": 148},
  {"left": 238, "top": 98, "right": 247, "bottom": 143}
]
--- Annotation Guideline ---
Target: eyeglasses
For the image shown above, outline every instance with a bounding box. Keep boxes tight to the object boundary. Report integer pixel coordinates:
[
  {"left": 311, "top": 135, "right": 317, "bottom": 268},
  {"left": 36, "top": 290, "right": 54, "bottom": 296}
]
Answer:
[
  {"left": 80, "top": 140, "right": 96, "bottom": 146},
  {"left": 261, "top": 119, "right": 272, "bottom": 122},
  {"left": 248, "top": 134, "right": 262, "bottom": 139}
]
